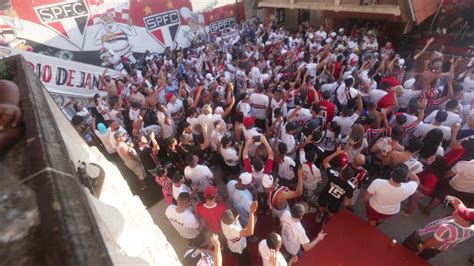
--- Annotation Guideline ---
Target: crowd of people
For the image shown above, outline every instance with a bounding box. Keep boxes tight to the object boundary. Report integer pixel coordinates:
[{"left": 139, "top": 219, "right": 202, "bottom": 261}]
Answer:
[{"left": 67, "top": 18, "right": 474, "bottom": 266}]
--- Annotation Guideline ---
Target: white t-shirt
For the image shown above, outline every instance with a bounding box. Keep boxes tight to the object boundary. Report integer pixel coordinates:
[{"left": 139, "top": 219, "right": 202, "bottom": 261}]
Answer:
[
  {"left": 319, "top": 130, "right": 341, "bottom": 151},
  {"left": 369, "top": 89, "right": 387, "bottom": 104},
  {"left": 166, "top": 99, "right": 185, "bottom": 124},
  {"left": 221, "top": 221, "right": 246, "bottom": 254},
  {"left": 336, "top": 84, "right": 361, "bottom": 106},
  {"left": 286, "top": 108, "right": 312, "bottom": 125},
  {"left": 300, "top": 155, "right": 322, "bottom": 191},
  {"left": 414, "top": 123, "right": 451, "bottom": 141},
  {"left": 449, "top": 160, "right": 474, "bottom": 193},
  {"left": 278, "top": 156, "right": 296, "bottom": 180},
  {"left": 321, "top": 82, "right": 339, "bottom": 95},
  {"left": 237, "top": 101, "right": 252, "bottom": 117},
  {"left": 165, "top": 205, "right": 200, "bottom": 239},
  {"left": 95, "top": 129, "right": 115, "bottom": 154},
  {"left": 280, "top": 210, "right": 310, "bottom": 255},
  {"left": 258, "top": 240, "right": 287, "bottom": 266},
  {"left": 397, "top": 90, "right": 422, "bottom": 109},
  {"left": 184, "top": 165, "right": 213, "bottom": 193},
  {"left": 250, "top": 93, "right": 269, "bottom": 120},
  {"left": 367, "top": 179, "right": 418, "bottom": 215},
  {"left": 281, "top": 129, "right": 296, "bottom": 153},
  {"left": 332, "top": 114, "right": 359, "bottom": 137},
  {"left": 221, "top": 147, "right": 239, "bottom": 166},
  {"left": 424, "top": 110, "right": 462, "bottom": 128},
  {"left": 172, "top": 184, "right": 191, "bottom": 201}
]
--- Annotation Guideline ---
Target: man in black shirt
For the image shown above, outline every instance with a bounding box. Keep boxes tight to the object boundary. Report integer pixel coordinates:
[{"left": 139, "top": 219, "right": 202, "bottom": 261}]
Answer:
[
  {"left": 137, "top": 131, "right": 160, "bottom": 175},
  {"left": 300, "top": 103, "right": 323, "bottom": 148},
  {"left": 316, "top": 147, "right": 354, "bottom": 224}
]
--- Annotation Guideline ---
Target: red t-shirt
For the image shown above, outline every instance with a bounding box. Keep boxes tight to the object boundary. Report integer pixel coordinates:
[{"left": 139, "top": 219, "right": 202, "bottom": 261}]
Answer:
[
  {"left": 377, "top": 91, "right": 395, "bottom": 109},
  {"left": 195, "top": 202, "right": 228, "bottom": 233},
  {"left": 419, "top": 147, "right": 465, "bottom": 196},
  {"left": 319, "top": 100, "right": 337, "bottom": 128},
  {"left": 333, "top": 61, "right": 343, "bottom": 80}
]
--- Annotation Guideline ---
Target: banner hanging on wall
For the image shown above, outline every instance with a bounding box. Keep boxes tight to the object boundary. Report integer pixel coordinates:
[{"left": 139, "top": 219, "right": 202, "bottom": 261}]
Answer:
[
  {"left": 0, "top": 0, "right": 245, "bottom": 67},
  {"left": 0, "top": 46, "right": 120, "bottom": 97}
]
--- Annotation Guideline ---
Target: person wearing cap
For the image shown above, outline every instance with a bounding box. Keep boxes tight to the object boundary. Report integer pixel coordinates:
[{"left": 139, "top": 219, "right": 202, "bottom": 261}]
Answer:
[
  {"left": 316, "top": 147, "right": 355, "bottom": 224},
  {"left": 165, "top": 192, "right": 204, "bottom": 248},
  {"left": 196, "top": 185, "right": 228, "bottom": 235},
  {"left": 403, "top": 196, "right": 474, "bottom": 260},
  {"left": 226, "top": 172, "right": 256, "bottom": 230},
  {"left": 221, "top": 201, "right": 258, "bottom": 266},
  {"left": 281, "top": 204, "right": 327, "bottom": 258},
  {"left": 94, "top": 122, "right": 115, "bottom": 154},
  {"left": 114, "top": 131, "right": 148, "bottom": 190},
  {"left": 363, "top": 164, "right": 419, "bottom": 226}
]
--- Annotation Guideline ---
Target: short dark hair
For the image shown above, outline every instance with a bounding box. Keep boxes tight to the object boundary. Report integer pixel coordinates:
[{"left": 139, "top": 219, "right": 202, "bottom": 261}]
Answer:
[
  {"left": 278, "top": 142, "right": 288, "bottom": 155},
  {"left": 305, "top": 150, "right": 316, "bottom": 162},
  {"left": 185, "top": 153, "right": 195, "bottom": 165},
  {"left": 392, "top": 164, "right": 409, "bottom": 183},
  {"left": 178, "top": 192, "right": 190, "bottom": 202},
  {"left": 311, "top": 103, "right": 321, "bottom": 113},
  {"left": 407, "top": 102, "right": 419, "bottom": 114},
  {"left": 172, "top": 173, "right": 184, "bottom": 183},
  {"left": 71, "top": 115, "right": 84, "bottom": 126},
  {"left": 222, "top": 209, "right": 236, "bottom": 225},
  {"left": 406, "top": 137, "right": 424, "bottom": 153},
  {"left": 445, "top": 99, "right": 458, "bottom": 110},
  {"left": 435, "top": 111, "right": 448, "bottom": 123},
  {"left": 266, "top": 233, "right": 282, "bottom": 250},
  {"left": 344, "top": 77, "right": 354, "bottom": 87},
  {"left": 395, "top": 114, "right": 407, "bottom": 125},
  {"left": 391, "top": 125, "right": 405, "bottom": 142},
  {"left": 221, "top": 135, "right": 232, "bottom": 147},
  {"left": 155, "top": 166, "right": 167, "bottom": 177},
  {"left": 253, "top": 157, "right": 264, "bottom": 172}
]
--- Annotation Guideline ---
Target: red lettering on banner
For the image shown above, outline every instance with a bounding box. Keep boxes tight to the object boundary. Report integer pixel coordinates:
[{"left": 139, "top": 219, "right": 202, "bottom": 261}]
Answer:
[
  {"left": 84, "top": 73, "right": 92, "bottom": 90},
  {"left": 66, "top": 69, "right": 75, "bottom": 87},
  {"left": 42, "top": 65, "right": 52, "bottom": 83},
  {"left": 27, "top": 61, "right": 34, "bottom": 70}
]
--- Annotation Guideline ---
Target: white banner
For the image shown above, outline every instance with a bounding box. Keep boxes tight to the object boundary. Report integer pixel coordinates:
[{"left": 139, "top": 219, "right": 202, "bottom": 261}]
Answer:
[{"left": 0, "top": 46, "right": 120, "bottom": 98}]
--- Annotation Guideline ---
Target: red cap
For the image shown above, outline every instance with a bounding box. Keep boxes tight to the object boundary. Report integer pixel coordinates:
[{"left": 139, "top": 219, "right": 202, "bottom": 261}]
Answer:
[
  {"left": 349, "top": 58, "right": 358, "bottom": 65},
  {"left": 339, "top": 153, "right": 350, "bottom": 168},
  {"left": 243, "top": 116, "right": 256, "bottom": 128},
  {"left": 457, "top": 206, "right": 474, "bottom": 221},
  {"left": 204, "top": 185, "right": 217, "bottom": 198},
  {"left": 165, "top": 92, "right": 174, "bottom": 102}
]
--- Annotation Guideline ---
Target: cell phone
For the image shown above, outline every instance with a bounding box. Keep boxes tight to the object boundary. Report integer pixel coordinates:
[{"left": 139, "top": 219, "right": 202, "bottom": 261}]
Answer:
[{"left": 253, "top": 135, "right": 261, "bottom": 142}]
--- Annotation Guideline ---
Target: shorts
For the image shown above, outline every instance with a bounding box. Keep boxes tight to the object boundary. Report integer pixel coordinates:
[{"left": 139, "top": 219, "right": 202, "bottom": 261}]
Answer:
[
  {"left": 317, "top": 193, "right": 342, "bottom": 214},
  {"left": 366, "top": 203, "right": 392, "bottom": 222}
]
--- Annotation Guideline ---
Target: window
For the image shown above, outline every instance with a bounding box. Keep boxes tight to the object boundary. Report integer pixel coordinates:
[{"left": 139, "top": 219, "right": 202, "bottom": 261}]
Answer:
[{"left": 276, "top": 8, "right": 285, "bottom": 23}]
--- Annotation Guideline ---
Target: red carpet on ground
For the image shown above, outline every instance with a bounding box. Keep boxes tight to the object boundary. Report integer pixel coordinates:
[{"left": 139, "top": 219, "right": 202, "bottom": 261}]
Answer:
[{"left": 223, "top": 210, "right": 427, "bottom": 266}]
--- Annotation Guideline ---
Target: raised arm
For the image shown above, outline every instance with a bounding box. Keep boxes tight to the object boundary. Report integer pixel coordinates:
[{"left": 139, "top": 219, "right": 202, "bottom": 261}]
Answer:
[
  {"left": 414, "top": 37, "right": 434, "bottom": 61},
  {"left": 322, "top": 146, "right": 345, "bottom": 170}
]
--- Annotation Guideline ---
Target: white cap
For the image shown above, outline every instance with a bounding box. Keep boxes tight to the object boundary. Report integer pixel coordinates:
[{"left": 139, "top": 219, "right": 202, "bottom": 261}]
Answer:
[
  {"left": 215, "top": 106, "right": 224, "bottom": 114},
  {"left": 330, "top": 32, "right": 337, "bottom": 37},
  {"left": 262, "top": 174, "right": 274, "bottom": 189},
  {"left": 339, "top": 28, "right": 344, "bottom": 32},
  {"left": 205, "top": 73, "right": 214, "bottom": 82},
  {"left": 403, "top": 78, "right": 416, "bottom": 89},
  {"left": 398, "top": 58, "right": 405, "bottom": 66},
  {"left": 239, "top": 172, "right": 252, "bottom": 185}
]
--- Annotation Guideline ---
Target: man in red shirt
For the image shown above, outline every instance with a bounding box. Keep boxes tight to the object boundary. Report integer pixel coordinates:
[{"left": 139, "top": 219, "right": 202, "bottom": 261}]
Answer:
[
  {"left": 196, "top": 185, "right": 228, "bottom": 235},
  {"left": 377, "top": 85, "right": 401, "bottom": 115},
  {"left": 318, "top": 90, "right": 337, "bottom": 129}
]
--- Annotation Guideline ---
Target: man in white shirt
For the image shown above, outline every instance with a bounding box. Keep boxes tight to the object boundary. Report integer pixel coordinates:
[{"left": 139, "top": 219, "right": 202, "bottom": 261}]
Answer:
[
  {"left": 165, "top": 192, "right": 204, "bottom": 247},
  {"left": 227, "top": 172, "right": 255, "bottom": 227},
  {"left": 94, "top": 123, "right": 115, "bottom": 154},
  {"left": 249, "top": 83, "right": 270, "bottom": 130},
  {"left": 184, "top": 154, "right": 215, "bottom": 195},
  {"left": 221, "top": 201, "right": 258, "bottom": 266},
  {"left": 424, "top": 99, "right": 462, "bottom": 127},
  {"left": 299, "top": 149, "right": 322, "bottom": 203},
  {"left": 363, "top": 164, "right": 419, "bottom": 226},
  {"left": 414, "top": 111, "right": 451, "bottom": 141},
  {"left": 336, "top": 77, "right": 361, "bottom": 107},
  {"left": 259, "top": 233, "right": 296, "bottom": 266},
  {"left": 220, "top": 136, "right": 241, "bottom": 180},
  {"left": 280, "top": 204, "right": 327, "bottom": 258}
]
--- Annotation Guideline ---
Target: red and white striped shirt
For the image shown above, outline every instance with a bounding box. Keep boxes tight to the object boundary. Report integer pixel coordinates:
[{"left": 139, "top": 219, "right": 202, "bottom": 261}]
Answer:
[{"left": 417, "top": 216, "right": 474, "bottom": 251}]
